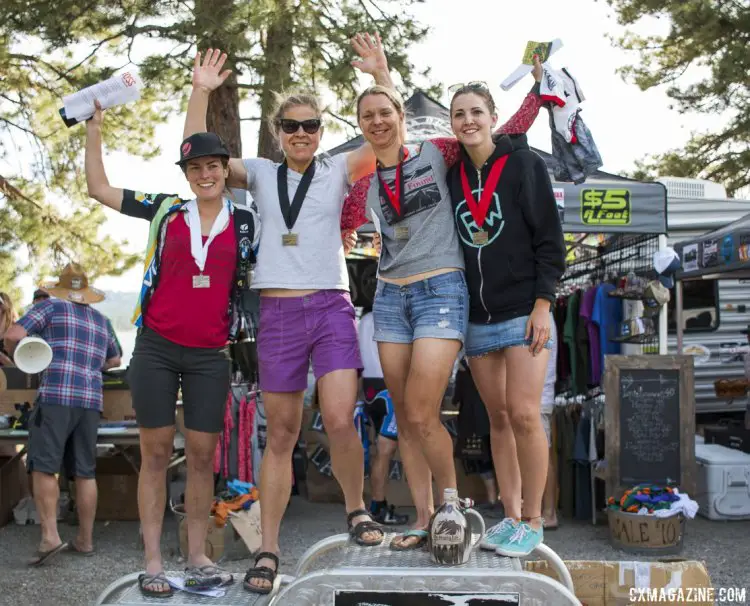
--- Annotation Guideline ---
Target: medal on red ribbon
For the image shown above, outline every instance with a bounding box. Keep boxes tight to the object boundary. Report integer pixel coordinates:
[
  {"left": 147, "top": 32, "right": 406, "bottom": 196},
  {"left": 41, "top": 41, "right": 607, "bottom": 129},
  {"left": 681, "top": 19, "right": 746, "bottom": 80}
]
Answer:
[{"left": 460, "top": 155, "right": 509, "bottom": 245}]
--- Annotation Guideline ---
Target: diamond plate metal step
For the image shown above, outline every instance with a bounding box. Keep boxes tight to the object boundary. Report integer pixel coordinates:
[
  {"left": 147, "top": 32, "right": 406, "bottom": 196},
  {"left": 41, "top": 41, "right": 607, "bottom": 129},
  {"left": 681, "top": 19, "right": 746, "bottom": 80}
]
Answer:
[
  {"left": 95, "top": 534, "right": 576, "bottom": 606},
  {"left": 94, "top": 573, "right": 274, "bottom": 606},
  {"left": 321, "top": 532, "right": 518, "bottom": 571}
]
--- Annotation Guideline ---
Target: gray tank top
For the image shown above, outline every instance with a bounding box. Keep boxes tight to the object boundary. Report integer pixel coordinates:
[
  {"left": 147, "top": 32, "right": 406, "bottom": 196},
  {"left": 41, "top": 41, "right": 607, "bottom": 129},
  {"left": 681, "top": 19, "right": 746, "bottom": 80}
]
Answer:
[{"left": 364, "top": 140, "right": 464, "bottom": 279}]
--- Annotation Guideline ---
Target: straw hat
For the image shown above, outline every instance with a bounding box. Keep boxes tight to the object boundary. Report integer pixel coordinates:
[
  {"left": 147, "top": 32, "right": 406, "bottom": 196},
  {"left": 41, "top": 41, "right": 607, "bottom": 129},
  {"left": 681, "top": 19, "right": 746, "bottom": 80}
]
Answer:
[{"left": 41, "top": 263, "right": 105, "bottom": 304}]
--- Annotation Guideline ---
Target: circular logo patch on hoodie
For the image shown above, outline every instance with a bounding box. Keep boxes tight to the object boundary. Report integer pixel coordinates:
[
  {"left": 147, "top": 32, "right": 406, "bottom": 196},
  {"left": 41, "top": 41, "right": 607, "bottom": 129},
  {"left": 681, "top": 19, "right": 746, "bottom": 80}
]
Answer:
[{"left": 454, "top": 189, "right": 505, "bottom": 248}]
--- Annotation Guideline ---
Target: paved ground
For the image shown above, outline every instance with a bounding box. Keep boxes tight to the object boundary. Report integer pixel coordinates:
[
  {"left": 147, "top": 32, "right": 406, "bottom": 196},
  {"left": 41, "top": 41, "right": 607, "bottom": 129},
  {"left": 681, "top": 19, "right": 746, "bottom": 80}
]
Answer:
[{"left": 0, "top": 498, "right": 748, "bottom": 605}]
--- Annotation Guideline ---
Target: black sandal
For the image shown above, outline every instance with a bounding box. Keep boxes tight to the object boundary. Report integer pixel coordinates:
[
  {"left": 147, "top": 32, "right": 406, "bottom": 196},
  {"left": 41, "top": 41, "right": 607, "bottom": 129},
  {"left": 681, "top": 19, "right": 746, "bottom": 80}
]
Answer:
[
  {"left": 243, "top": 552, "right": 279, "bottom": 595},
  {"left": 347, "top": 508, "right": 385, "bottom": 547},
  {"left": 138, "top": 572, "right": 174, "bottom": 598}
]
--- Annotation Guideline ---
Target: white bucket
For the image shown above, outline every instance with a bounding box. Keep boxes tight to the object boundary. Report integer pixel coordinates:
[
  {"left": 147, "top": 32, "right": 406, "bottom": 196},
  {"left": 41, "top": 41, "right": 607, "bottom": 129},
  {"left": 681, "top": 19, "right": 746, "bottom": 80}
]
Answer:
[{"left": 14, "top": 336, "right": 53, "bottom": 374}]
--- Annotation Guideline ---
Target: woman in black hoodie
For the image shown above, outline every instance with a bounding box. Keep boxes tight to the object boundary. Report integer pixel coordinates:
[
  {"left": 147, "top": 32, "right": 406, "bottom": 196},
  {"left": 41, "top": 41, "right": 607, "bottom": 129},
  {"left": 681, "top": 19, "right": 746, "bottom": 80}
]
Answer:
[{"left": 446, "top": 82, "right": 565, "bottom": 557}]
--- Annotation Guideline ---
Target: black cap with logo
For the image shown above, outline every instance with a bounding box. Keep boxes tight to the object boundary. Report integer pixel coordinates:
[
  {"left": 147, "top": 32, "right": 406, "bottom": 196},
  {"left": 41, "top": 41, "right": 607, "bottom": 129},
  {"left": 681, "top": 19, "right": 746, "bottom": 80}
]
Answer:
[{"left": 176, "top": 132, "right": 230, "bottom": 166}]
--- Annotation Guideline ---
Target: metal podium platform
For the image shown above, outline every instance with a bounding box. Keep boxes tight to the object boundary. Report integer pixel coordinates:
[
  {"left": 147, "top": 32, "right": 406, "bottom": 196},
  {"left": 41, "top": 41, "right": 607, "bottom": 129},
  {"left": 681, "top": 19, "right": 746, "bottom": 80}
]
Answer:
[{"left": 95, "top": 533, "right": 579, "bottom": 606}]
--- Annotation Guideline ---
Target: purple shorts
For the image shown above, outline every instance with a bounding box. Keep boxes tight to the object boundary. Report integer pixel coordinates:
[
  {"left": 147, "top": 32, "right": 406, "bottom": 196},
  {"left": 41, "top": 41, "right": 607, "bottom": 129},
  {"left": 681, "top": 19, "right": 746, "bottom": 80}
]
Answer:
[{"left": 258, "top": 290, "right": 363, "bottom": 393}]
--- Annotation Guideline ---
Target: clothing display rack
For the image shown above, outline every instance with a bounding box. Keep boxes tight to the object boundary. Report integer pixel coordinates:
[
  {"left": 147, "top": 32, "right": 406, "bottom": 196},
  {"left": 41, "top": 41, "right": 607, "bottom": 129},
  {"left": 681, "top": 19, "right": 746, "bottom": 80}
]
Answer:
[
  {"left": 213, "top": 381, "right": 264, "bottom": 485},
  {"left": 551, "top": 233, "right": 663, "bottom": 523}
]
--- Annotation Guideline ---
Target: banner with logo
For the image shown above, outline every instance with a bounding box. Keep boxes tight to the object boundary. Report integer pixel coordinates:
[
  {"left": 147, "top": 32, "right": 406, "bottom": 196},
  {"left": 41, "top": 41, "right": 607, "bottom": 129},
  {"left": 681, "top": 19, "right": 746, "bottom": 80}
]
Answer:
[{"left": 556, "top": 181, "right": 667, "bottom": 235}]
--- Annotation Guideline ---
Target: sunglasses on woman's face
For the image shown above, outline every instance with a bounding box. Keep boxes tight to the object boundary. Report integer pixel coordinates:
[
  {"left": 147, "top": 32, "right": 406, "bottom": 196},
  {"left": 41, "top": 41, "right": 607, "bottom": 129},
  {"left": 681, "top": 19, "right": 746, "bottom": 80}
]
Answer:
[
  {"left": 447, "top": 81, "right": 490, "bottom": 95},
  {"left": 278, "top": 118, "right": 322, "bottom": 135}
]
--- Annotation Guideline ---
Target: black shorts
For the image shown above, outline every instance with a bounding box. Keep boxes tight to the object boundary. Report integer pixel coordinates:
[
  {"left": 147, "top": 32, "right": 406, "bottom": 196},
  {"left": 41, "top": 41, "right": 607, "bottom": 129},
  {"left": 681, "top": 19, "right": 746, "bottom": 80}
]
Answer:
[
  {"left": 27, "top": 404, "right": 100, "bottom": 479},
  {"left": 128, "top": 327, "right": 231, "bottom": 433},
  {"left": 363, "top": 378, "right": 398, "bottom": 440}
]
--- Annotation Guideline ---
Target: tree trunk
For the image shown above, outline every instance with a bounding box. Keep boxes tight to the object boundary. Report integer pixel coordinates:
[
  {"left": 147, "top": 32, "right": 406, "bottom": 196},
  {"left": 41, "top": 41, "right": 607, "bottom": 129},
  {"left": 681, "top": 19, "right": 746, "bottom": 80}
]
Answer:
[
  {"left": 206, "top": 72, "right": 242, "bottom": 157},
  {"left": 193, "top": 0, "right": 242, "bottom": 157},
  {"left": 256, "top": 0, "right": 294, "bottom": 161}
]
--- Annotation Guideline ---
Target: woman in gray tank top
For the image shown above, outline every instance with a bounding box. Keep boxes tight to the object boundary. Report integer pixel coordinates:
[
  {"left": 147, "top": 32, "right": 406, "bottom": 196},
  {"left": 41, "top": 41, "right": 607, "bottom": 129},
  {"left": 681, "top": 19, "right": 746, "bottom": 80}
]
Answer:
[
  {"left": 340, "top": 69, "right": 543, "bottom": 551},
  {"left": 183, "top": 35, "right": 394, "bottom": 593}
]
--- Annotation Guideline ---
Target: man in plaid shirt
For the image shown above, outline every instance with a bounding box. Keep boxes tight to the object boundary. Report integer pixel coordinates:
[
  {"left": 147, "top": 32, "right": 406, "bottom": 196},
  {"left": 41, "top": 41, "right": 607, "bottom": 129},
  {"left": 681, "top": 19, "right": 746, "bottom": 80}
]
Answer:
[{"left": 4, "top": 263, "right": 121, "bottom": 566}]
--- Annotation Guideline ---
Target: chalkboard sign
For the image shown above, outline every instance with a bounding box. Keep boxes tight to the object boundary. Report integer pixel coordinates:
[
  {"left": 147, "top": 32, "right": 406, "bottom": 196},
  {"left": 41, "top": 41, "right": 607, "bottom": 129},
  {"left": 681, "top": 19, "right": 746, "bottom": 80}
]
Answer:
[
  {"left": 334, "top": 591, "right": 520, "bottom": 606},
  {"left": 604, "top": 356, "right": 695, "bottom": 499},
  {"left": 619, "top": 368, "right": 680, "bottom": 486}
]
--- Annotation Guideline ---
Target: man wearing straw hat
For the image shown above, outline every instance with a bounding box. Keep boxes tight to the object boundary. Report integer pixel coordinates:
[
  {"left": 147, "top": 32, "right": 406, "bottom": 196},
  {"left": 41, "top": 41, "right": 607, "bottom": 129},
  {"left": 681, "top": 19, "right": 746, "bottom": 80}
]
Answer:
[{"left": 3, "top": 263, "right": 121, "bottom": 566}]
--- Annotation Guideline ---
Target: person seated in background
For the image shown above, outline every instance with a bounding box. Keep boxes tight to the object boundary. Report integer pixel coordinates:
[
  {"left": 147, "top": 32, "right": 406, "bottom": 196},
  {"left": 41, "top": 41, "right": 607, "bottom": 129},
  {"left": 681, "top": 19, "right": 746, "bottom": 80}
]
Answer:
[
  {"left": 0, "top": 292, "right": 17, "bottom": 366},
  {"left": 3, "top": 263, "right": 121, "bottom": 566},
  {"left": 358, "top": 307, "right": 409, "bottom": 526}
]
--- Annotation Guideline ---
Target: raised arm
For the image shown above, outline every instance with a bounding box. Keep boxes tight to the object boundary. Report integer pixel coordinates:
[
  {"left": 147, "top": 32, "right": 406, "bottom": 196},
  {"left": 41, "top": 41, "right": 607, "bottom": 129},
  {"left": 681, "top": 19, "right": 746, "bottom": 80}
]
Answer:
[
  {"left": 85, "top": 101, "right": 124, "bottom": 211},
  {"left": 85, "top": 103, "right": 165, "bottom": 221},
  {"left": 346, "top": 32, "right": 395, "bottom": 183},
  {"left": 184, "top": 49, "right": 247, "bottom": 189},
  {"left": 495, "top": 55, "right": 543, "bottom": 135},
  {"left": 429, "top": 57, "right": 544, "bottom": 169},
  {"left": 340, "top": 174, "right": 373, "bottom": 231}
]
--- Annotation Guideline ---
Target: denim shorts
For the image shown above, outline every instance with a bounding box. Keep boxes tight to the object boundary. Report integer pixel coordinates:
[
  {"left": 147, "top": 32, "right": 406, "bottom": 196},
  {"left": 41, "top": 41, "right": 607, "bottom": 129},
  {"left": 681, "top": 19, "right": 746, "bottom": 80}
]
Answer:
[
  {"left": 373, "top": 271, "right": 468, "bottom": 344},
  {"left": 465, "top": 313, "right": 555, "bottom": 357}
]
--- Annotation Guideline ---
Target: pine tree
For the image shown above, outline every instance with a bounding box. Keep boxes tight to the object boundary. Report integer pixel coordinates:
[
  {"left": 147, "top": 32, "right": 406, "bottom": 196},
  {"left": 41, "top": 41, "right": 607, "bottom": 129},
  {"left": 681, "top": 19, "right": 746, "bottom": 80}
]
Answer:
[
  {"left": 606, "top": 0, "right": 749, "bottom": 196},
  {"left": 1, "top": 1, "right": 435, "bottom": 292}
]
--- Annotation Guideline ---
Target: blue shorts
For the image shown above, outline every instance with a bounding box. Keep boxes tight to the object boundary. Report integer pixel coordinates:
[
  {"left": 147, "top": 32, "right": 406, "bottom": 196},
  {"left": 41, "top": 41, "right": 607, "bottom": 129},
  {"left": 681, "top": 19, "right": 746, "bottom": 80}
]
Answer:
[
  {"left": 465, "top": 313, "right": 555, "bottom": 358},
  {"left": 373, "top": 271, "right": 468, "bottom": 344}
]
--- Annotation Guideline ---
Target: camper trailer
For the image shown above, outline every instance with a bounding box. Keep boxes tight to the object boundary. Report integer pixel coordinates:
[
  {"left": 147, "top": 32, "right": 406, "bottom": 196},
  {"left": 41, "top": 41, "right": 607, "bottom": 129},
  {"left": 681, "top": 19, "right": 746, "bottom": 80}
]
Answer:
[{"left": 659, "top": 177, "right": 750, "bottom": 415}]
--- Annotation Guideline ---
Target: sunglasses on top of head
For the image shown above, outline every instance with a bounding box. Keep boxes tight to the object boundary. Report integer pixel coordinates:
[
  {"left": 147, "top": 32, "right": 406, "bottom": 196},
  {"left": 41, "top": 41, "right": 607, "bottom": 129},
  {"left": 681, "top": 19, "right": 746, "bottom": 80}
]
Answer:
[
  {"left": 277, "top": 118, "right": 322, "bottom": 135},
  {"left": 447, "top": 81, "right": 490, "bottom": 95}
]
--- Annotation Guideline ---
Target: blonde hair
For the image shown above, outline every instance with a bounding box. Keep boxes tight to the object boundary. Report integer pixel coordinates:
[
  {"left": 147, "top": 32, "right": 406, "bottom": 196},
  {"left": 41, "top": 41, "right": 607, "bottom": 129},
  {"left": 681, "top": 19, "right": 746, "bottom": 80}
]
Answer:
[
  {"left": 356, "top": 86, "right": 406, "bottom": 121},
  {"left": 0, "top": 292, "right": 15, "bottom": 336},
  {"left": 269, "top": 91, "right": 324, "bottom": 142}
]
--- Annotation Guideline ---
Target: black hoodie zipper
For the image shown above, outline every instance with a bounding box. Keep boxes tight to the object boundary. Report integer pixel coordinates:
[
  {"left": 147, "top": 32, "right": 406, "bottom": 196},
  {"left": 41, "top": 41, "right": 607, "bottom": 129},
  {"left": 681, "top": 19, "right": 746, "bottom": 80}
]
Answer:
[
  {"left": 460, "top": 135, "right": 525, "bottom": 325},
  {"left": 475, "top": 166, "right": 492, "bottom": 323}
]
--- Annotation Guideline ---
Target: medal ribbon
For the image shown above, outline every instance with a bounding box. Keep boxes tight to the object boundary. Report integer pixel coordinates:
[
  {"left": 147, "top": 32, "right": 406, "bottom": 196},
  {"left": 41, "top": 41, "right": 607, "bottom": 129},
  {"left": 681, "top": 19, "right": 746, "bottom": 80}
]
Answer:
[
  {"left": 377, "top": 147, "right": 409, "bottom": 217},
  {"left": 186, "top": 199, "right": 229, "bottom": 273},
  {"left": 460, "top": 155, "right": 509, "bottom": 229},
  {"left": 277, "top": 159, "right": 317, "bottom": 231}
]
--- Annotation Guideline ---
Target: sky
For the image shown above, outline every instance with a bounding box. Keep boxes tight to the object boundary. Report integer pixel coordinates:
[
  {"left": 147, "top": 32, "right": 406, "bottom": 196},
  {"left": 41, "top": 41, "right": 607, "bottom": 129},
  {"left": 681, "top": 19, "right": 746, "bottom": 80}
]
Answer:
[{"left": 6, "top": 0, "right": 735, "bottom": 301}]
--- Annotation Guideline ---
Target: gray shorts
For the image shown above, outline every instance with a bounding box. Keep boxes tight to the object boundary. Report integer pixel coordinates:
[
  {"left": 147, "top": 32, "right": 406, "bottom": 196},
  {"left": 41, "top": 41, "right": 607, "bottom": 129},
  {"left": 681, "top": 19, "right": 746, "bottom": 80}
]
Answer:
[
  {"left": 27, "top": 404, "right": 100, "bottom": 479},
  {"left": 128, "top": 327, "right": 231, "bottom": 433}
]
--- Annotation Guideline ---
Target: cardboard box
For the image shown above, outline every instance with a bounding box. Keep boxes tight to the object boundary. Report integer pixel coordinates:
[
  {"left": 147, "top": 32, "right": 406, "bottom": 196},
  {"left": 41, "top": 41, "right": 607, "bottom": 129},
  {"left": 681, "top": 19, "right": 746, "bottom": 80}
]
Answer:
[
  {"left": 93, "top": 453, "right": 139, "bottom": 521},
  {"left": 102, "top": 390, "right": 135, "bottom": 422},
  {"left": 524, "top": 560, "right": 713, "bottom": 606},
  {"left": 0, "top": 455, "right": 28, "bottom": 527},
  {"left": 0, "top": 389, "right": 37, "bottom": 416},
  {"left": 525, "top": 560, "right": 606, "bottom": 603},
  {"left": 606, "top": 561, "right": 712, "bottom": 606},
  {"left": 178, "top": 515, "right": 234, "bottom": 561}
]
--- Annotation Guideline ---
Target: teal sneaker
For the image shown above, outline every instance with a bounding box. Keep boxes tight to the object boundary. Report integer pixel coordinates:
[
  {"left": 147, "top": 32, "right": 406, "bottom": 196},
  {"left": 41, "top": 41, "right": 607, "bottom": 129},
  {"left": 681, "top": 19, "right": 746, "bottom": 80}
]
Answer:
[
  {"left": 480, "top": 518, "right": 518, "bottom": 551},
  {"left": 495, "top": 522, "right": 543, "bottom": 557}
]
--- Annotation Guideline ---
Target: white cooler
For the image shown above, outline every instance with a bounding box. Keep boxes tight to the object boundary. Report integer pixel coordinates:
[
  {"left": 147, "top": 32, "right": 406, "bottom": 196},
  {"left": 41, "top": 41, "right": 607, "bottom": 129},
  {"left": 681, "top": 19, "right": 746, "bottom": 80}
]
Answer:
[{"left": 695, "top": 442, "right": 750, "bottom": 520}]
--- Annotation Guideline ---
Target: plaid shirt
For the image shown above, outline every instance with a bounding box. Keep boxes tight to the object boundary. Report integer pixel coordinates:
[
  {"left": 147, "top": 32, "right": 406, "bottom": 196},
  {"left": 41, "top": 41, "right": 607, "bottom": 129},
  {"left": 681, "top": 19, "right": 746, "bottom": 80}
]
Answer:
[{"left": 18, "top": 299, "right": 119, "bottom": 411}]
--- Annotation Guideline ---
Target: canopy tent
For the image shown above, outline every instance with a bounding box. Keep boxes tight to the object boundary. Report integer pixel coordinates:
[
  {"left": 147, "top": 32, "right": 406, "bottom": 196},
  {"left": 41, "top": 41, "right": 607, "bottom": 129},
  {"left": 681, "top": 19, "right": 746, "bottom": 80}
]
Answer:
[{"left": 329, "top": 90, "right": 668, "bottom": 235}]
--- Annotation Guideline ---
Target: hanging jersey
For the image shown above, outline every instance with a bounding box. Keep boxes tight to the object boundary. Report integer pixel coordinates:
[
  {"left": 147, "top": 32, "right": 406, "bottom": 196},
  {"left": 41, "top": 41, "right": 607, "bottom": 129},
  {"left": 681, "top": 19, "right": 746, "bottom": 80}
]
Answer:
[{"left": 540, "top": 66, "right": 585, "bottom": 143}]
